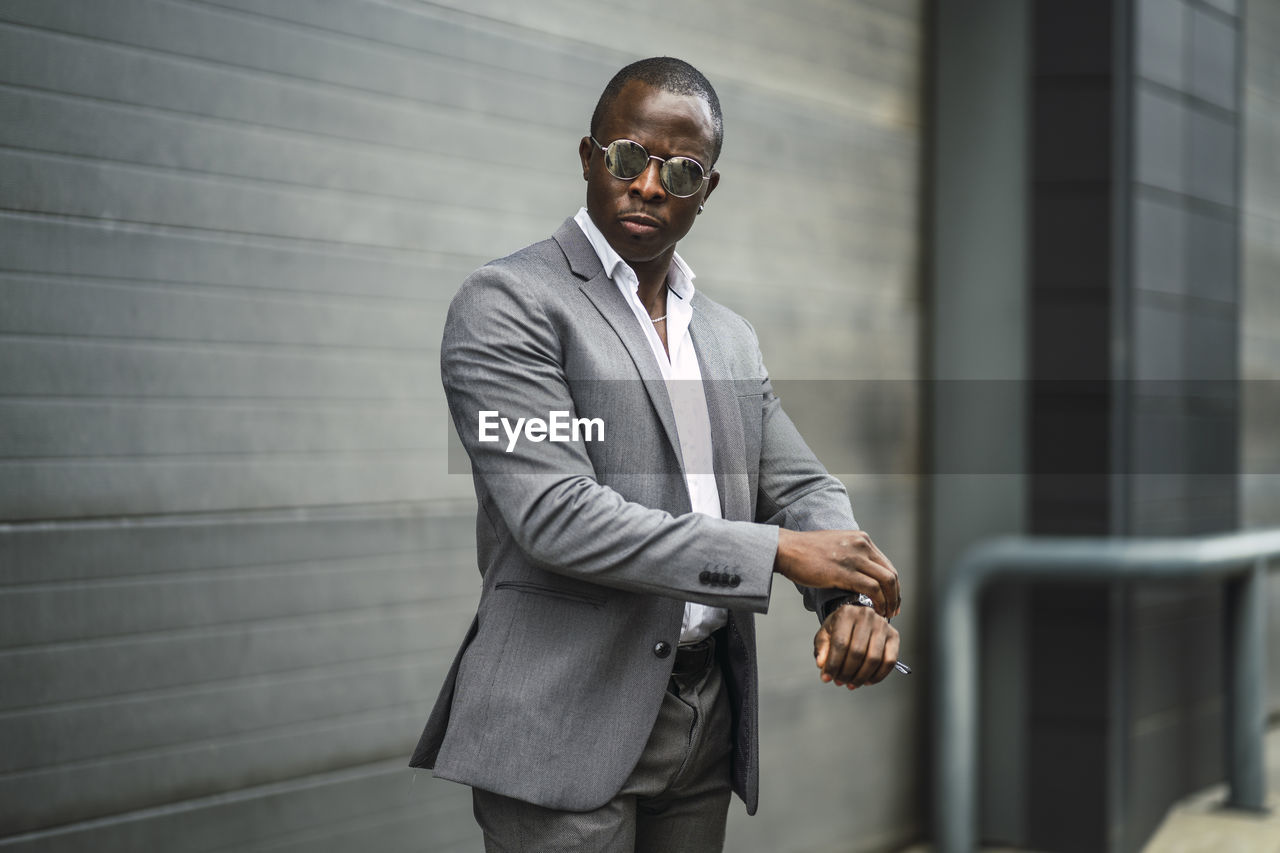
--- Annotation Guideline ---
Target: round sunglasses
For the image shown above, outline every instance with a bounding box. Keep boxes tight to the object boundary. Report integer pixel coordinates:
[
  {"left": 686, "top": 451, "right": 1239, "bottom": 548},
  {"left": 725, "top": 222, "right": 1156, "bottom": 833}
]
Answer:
[{"left": 590, "top": 137, "right": 711, "bottom": 198}]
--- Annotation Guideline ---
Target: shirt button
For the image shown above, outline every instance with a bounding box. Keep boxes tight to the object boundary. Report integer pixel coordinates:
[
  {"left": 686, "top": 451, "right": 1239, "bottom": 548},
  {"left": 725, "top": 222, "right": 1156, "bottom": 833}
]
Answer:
[{"left": 653, "top": 641, "right": 672, "bottom": 659}]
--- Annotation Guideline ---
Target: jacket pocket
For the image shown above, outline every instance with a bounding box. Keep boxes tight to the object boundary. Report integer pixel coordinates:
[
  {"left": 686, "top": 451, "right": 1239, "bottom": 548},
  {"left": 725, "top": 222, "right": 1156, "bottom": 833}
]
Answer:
[{"left": 493, "top": 580, "right": 606, "bottom": 607}]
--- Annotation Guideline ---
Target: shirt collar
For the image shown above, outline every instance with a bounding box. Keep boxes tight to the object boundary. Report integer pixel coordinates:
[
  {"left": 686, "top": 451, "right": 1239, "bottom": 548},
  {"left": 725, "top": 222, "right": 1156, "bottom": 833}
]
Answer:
[{"left": 573, "top": 207, "right": 696, "bottom": 300}]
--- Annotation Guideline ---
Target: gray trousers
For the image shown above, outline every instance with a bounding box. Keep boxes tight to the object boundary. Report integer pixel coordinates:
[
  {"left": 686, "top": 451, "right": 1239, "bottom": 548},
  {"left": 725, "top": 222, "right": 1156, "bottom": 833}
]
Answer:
[{"left": 471, "top": 656, "right": 734, "bottom": 852}]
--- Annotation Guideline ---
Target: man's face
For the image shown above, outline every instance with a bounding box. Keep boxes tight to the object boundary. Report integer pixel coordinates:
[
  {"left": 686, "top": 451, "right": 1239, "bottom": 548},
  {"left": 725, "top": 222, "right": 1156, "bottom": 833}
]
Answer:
[{"left": 578, "top": 80, "right": 720, "bottom": 266}]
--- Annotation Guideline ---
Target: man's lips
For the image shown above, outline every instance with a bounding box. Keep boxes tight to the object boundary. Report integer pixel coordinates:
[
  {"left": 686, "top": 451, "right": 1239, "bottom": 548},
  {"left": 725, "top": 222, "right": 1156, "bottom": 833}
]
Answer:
[{"left": 618, "top": 213, "right": 662, "bottom": 236}]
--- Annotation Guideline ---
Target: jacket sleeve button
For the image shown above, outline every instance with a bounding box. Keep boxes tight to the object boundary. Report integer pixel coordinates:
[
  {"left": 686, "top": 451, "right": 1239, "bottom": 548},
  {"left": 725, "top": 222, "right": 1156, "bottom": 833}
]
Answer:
[
  {"left": 653, "top": 641, "right": 672, "bottom": 658},
  {"left": 729, "top": 574, "right": 741, "bottom": 587},
  {"left": 699, "top": 570, "right": 711, "bottom": 584}
]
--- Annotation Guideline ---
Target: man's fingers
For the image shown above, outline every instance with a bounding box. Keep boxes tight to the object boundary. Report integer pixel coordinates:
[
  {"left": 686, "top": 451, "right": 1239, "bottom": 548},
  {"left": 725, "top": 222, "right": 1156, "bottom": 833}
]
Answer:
[
  {"left": 850, "top": 620, "right": 887, "bottom": 685},
  {"left": 871, "top": 628, "right": 901, "bottom": 684},
  {"left": 837, "top": 555, "right": 896, "bottom": 617},
  {"left": 857, "top": 535, "right": 902, "bottom": 617},
  {"left": 861, "top": 552, "right": 901, "bottom": 618},
  {"left": 868, "top": 559, "right": 900, "bottom": 618},
  {"left": 823, "top": 618, "right": 854, "bottom": 684},
  {"left": 816, "top": 607, "right": 906, "bottom": 690},
  {"left": 829, "top": 608, "right": 870, "bottom": 685}
]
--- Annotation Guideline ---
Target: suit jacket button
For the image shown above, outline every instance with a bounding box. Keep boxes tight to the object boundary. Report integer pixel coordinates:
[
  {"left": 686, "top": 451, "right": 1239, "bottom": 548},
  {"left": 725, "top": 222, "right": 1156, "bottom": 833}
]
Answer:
[
  {"left": 729, "top": 574, "right": 741, "bottom": 587},
  {"left": 653, "top": 641, "right": 672, "bottom": 658},
  {"left": 699, "top": 570, "right": 711, "bottom": 584}
]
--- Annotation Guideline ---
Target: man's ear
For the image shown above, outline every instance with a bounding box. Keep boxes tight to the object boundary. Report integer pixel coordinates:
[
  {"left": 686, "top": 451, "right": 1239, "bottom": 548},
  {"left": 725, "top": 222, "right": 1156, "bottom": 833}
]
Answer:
[
  {"left": 578, "top": 137, "right": 593, "bottom": 180},
  {"left": 702, "top": 169, "right": 721, "bottom": 205}
]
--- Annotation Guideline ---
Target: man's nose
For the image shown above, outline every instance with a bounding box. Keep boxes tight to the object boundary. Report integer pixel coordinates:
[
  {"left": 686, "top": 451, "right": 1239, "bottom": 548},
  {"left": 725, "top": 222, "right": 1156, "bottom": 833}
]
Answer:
[{"left": 629, "top": 159, "right": 665, "bottom": 200}]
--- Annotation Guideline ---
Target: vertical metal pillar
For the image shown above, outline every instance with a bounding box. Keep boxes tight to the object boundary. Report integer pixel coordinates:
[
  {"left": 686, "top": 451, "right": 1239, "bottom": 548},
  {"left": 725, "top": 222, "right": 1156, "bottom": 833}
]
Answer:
[
  {"left": 1226, "top": 559, "right": 1268, "bottom": 811},
  {"left": 936, "top": 578, "right": 980, "bottom": 853}
]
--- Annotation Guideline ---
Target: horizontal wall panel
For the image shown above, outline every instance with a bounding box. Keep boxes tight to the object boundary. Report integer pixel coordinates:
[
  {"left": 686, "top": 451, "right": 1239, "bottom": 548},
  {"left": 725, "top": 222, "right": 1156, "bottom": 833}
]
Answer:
[
  {"left": 0, "top": 215, "right": 482, "bottom": 301},
  {"left": 0, "top": 87, "right": 568, "bottom": 217},
  {"left": 0, "top": 336, "right": 432, "bottom": 398},
  {"left": 204, "top": 0, "right": 922, "bottom": 102},
  {"left": 197, "top": 0, "right": 611, "bottom": 85},
  {"left": 418, "top": 0, "right": 921, "bottom": 124},
  {"left": 0, "top": 652, "right": 457, "bottom": 773},
  {"left": 0, "top": 760, "right": 473, "bottom": 853},
  {"left": 0, "top": 2, "right": 588, "bottom": 132},
  {"left": 267, "top": 0, "right": 920, "bottom": 92},
  {"left": 0, "top": 502, "right": 481, "bottom": 836},
  {"left": 0, "top": 505, "right": 478, "bottom": 585},
  {"left": 0, "top": 400, "right": 439, "bottom": 458},
  {"left": 0, "top": 273, "right": 443, "bottom": 348},
  {"left": 0, "top": 24, "right": 579, "bottom": 169},
  {"left": 0, "top": 457, "right": 478, "bottom": 520},
  {"left": 0, "top": 550, "right": 475, "bottom": 646},
  {"left": 0, "top": 149, "right": 539, "bottom": 256},
  {"left": 0, "top": 598, "right": 472, "bottom": 712},
  {"left": 0, "top": 704, "right": 427, "bottom": 835}
]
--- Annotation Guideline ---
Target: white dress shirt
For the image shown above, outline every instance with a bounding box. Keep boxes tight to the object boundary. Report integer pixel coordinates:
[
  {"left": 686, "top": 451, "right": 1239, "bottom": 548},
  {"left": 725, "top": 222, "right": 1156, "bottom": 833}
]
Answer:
[{"left": 574, "top": 208, "right": 728, "bottom": 643}]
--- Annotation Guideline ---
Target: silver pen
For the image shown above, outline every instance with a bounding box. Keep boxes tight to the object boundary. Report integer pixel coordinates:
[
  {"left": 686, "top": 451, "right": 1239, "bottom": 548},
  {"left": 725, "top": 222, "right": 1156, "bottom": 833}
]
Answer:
[{"left": 855, "top": 593, "right": 912, "bottom": 674}]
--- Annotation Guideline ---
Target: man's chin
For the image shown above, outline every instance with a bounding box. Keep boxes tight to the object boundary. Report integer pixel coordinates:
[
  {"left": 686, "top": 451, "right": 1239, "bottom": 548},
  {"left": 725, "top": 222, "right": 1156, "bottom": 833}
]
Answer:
[{"left": 610, "top": 234, "right": 677, "bottom": 266}]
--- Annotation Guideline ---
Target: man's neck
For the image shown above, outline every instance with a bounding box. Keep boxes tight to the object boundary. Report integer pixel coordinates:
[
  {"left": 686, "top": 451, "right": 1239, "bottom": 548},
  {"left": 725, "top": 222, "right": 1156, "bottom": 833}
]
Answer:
[{"left": 630, "top": 252, "right": 675, "bottom": 315}]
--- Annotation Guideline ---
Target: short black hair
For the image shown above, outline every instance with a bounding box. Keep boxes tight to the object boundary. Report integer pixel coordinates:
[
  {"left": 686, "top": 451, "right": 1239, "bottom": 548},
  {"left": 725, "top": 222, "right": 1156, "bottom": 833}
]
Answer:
[{"left": 590, "top": 57, "right": 723, "bottom": 165}]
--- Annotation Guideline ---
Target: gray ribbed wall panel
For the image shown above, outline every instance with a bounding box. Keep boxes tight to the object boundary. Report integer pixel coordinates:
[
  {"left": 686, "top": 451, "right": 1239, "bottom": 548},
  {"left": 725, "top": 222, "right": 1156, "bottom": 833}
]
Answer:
[
  {"left": 0, "top": 1, "right": 924, "bottom": 851},
  {"left": 1241, "top": 0, "right": 1280, "bottom": 719},
  {"left": 1026, "top": 1, "right": 1251, "bottom": 850}
]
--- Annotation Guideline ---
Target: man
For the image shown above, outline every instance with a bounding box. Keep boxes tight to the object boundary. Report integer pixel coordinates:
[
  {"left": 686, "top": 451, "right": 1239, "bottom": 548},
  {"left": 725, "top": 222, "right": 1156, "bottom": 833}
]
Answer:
[{"left": 410, "top": 57, "right": 902, "bottom": 852}]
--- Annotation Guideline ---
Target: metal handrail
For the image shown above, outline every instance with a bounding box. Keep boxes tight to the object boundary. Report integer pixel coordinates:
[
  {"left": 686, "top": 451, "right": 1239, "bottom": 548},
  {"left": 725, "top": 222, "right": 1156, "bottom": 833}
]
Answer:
[{"left": 934, "top": 530, "right": 1280, "bottom": 853}]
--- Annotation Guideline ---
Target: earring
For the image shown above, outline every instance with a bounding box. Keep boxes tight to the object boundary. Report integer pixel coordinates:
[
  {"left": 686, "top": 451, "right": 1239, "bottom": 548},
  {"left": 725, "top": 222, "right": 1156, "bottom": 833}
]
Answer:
[{"left": 697, "top": 204, "right": 704, "bottom": 215}]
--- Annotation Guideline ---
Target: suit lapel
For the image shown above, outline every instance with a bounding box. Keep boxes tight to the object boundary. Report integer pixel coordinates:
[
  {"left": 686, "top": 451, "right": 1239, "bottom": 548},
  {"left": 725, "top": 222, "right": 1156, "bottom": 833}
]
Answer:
[
  {"left": 690, "top": 300, "right": 750, "bottom": 522},
  {"left": 553, "top": 221, "right": 685, "bottom": 473}
]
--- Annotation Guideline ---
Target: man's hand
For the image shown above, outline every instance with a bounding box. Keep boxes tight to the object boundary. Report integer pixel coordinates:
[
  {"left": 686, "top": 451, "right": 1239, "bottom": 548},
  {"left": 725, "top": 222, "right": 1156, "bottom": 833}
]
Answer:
[
  {"left": 773, "top": 529, "right": 901, "bottom": 617},
  {"left": 814, "top": 602, "right": 900, "bottom": 688}
]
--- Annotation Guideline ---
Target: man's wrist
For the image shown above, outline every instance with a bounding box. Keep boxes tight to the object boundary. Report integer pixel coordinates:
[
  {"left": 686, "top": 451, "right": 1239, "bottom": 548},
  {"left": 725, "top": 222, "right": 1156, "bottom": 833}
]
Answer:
[
  {"left": 821, "top": 594, "right": 857, "bottom": 620},
  {"left": 773, "top": 527, "right": 794, "bottom": 575}
]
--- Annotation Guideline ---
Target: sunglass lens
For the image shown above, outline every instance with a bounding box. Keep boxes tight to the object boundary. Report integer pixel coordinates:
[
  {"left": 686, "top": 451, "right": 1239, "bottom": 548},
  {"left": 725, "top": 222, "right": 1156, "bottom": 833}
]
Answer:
[
  {"left": 661, "top": 158, "right": 704, "bottom": 197},
  {"left": 604, "top": 140, "right": 649, "bottom": 180}
]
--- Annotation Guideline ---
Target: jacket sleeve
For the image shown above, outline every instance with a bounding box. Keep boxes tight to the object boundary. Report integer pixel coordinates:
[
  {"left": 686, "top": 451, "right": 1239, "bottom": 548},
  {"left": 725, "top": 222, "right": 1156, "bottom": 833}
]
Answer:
[{"left": 441, "top": 263, "right": 778, "bottom": 612}]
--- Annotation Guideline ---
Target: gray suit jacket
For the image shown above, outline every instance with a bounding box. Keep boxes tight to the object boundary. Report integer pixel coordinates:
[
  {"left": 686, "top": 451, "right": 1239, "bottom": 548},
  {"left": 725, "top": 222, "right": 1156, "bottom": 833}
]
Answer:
[{"left": 409, "top": 218, "right": 856, "bottom": 815}]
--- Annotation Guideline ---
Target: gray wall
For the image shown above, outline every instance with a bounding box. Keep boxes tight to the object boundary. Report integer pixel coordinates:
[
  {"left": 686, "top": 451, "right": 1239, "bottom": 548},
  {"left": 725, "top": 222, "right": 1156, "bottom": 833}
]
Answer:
[
  {"left": 0, "top": 2, "right": 925, "bottom": 851},
  {"left": 1240, "top": 0, "right": 1280, "bottom": 719},
  {"left": 931, "top": 1, "right": 1279, "bottom": 850},
  {"left": 1120, "top": 2, "right": 1242, "bottom": 850},
  {"left": 928, "top": 0, "right": 1030, "bottom": 844},
  {"left": 1026, "top": 1, "right": 1244, "bottom": 850}
]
